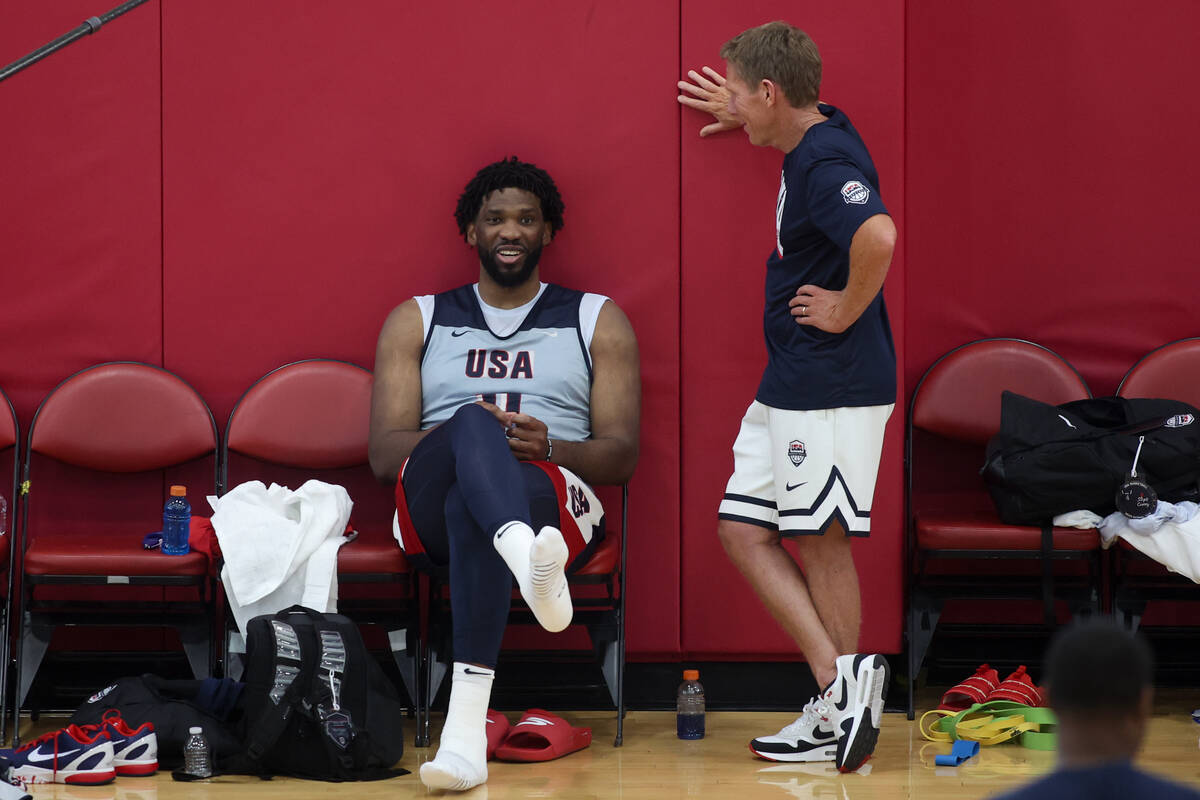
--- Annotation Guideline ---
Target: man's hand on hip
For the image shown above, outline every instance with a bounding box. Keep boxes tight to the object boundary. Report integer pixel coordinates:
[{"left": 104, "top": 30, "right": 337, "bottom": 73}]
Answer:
[{"left": 790, "top": 285, "right": 851, "bottom": 334}]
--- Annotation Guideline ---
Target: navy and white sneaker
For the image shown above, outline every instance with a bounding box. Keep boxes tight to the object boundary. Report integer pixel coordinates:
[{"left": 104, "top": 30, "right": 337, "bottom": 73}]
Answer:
[
  {"left": 81, "top": 710, "right": 158, "bottom": 776},
  {"left": 749, "top": 698, "right": 839, "bottom": 762},
  {"left": 0, "top": 724, "right": 115, "bottom": 785},
  {"left": 832, "top": 653, "right": 890, "bottom": 773}
]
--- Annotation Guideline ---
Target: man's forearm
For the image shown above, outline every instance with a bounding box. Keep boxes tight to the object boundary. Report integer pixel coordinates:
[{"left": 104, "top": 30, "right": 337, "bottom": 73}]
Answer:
[
  {"left": 368, "top": 429, "right": 431, "bottom": 484},
  {"left": 548, "top": 436, "right": 639, "bottom": 487},
  {"left": 839, "top": 216, "right": 895, "bottom": 329}
]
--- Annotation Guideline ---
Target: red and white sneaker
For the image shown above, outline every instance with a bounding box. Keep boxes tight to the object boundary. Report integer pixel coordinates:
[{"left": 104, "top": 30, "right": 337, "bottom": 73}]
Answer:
[
  {"left": 0, "top": 724, "right": 116, "bottom": 785},
  {"left": 81, "top": 710, "right": 158, "bottom": 776}
]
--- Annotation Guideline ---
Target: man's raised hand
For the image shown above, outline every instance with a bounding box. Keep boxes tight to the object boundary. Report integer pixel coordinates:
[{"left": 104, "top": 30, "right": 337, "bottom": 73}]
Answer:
[
  {"left": 476, "top": 401, "right": 550, "bottom": 461},
  {"left": 677, "top": 66, "right": 741, "bottom": 137}
]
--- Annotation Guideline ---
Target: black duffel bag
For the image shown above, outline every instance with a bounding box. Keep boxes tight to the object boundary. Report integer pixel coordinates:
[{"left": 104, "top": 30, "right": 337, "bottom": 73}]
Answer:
[{"left": 982, "top": 392, "right": 1200, "bottom": 525}]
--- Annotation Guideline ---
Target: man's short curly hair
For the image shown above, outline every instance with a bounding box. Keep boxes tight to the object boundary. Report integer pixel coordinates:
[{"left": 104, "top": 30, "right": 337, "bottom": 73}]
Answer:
[{"left": 454, "top": 156, "right": 565, "bottom": 242}]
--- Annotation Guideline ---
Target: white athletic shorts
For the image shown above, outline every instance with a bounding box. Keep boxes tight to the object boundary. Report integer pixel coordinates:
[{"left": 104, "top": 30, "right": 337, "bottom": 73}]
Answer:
[{"left": 718, "top": 401, "right": 893, "bottom": 536}]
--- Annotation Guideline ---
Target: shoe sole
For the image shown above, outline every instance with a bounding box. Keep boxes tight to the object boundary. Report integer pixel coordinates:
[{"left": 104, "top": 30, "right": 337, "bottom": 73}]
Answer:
[
  {"left": 115, "top": 760, "right": 159, "bottom": 776},
  {"left": 11, "top": 766, "right": 117, "bottom": 785},
  {"left": 836, "top": 654, "right": 890, "bottom": 772},
  {"left": 748, "top": 741, "right": 837, "bottom": 762}
]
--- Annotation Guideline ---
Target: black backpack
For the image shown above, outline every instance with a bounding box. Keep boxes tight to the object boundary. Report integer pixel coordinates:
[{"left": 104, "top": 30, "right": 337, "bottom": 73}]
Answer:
[
  {"left": 982, "top": 392, "right": 1200, "bottom": 525},
  {"left": 228, "top": 605, "right": 407, "bottom": 781}
]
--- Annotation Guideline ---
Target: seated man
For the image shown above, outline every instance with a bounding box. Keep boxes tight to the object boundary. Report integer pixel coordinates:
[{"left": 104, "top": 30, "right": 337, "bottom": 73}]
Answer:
[
  {"left": 992, "top": 620, "right": 1200, "bottom": 800},
  {"left": 369, "top": 156, "right": 640, "bottom": 791}
]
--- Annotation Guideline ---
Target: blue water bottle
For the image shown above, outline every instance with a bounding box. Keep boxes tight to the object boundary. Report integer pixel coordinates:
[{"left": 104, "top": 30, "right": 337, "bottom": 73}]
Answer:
[
  {"left": 162, "top": 485, "right": 191, "bottom": 555},
  {"left": 677, "top": 669, "right": 705, "bottom": 739}
]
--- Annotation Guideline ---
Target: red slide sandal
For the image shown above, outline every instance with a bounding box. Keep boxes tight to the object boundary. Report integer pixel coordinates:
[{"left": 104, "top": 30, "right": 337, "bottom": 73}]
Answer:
[
  {"left": 494, "top": 709, "right": 592, "bottom": 762},
  {"left": 486, "top": 709, "right": 511, "bottom": 761}
]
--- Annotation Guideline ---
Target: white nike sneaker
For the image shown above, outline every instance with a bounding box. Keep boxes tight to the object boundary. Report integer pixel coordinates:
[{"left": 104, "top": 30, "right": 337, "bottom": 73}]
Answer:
[
  {"left": 749, "top": 698, "right": 839, "bottom": 762},
  {"left": 833, "top": 654, "right": 890, "bottom": 772}
]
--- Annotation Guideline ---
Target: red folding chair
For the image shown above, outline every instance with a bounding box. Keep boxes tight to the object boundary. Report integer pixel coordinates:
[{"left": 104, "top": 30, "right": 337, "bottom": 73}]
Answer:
[
  {"left": 0, "top": 386, "right": 19, "bottom": 743},
  {"left": 221, "top": 360, "right": 419, "bottom": 727},
  {"left": 15, "top": 363, "right": 218, "bottom": 744},
  {"left": 1114, "top": 337, "right": 1200, "bottom": 629},
  {"left": 906, "top": 339, "right": 1099, "bottom": 718}
]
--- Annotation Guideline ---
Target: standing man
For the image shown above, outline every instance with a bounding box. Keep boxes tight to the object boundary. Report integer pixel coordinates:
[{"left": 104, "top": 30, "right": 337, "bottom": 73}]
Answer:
[
  {"left": 369, "top": 157, "right": 640, "bottom": 791},
  {"left": 678, "top": 21, "right": 896, "bottom": 772}
]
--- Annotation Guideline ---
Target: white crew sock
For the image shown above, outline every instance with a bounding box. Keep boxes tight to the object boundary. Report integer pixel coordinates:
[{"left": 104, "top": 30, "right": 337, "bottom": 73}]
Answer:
[
  {"left": 420, "top": 662, "right": 493, "bottom": 791},
  {"left": 530, "top": 526, "right": 572, "bottom": 632},
  {"left": 493, "top": 521, "right": 573, "bottom": 632}
]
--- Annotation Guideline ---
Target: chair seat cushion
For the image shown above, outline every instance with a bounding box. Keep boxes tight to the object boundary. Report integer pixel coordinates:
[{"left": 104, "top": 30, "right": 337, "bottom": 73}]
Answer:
[
  {"left": 571, "top": 532, "right": 620, "bottom": 576},
  {"left": 25, "top": 534, "right": 210, "bottom": 576},
  {"left": 337, "top": 532, "right": 410, "bottom": 575},
  {"left": 914, "top": 492, "right": 1099, "bottom": 551}
]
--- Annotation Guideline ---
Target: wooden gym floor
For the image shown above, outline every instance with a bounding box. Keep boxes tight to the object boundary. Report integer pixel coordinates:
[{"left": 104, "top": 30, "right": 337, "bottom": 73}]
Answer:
[{"left": 15, "top": 688, "right": 1200, "bottom": 799}]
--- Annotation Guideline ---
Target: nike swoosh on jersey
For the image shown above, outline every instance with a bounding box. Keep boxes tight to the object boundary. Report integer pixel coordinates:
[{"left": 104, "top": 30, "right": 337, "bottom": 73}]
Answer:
[
  {"left": 28, "top": 747, "right": 81, "bottom": 763},
  {"left": 785, "top": 482, "right": 807, "bottom": 491},
  {"left": 450, "top": 329, "right": 470, "bottom": 337},
  {"left": 516, "top": 717, "right": 555, "bottom": 726}
]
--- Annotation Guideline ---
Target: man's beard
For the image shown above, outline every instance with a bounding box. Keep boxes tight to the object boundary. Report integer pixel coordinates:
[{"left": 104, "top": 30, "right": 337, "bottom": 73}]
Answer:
[{"left": 478, "top": 241, "right": 542, "bottom": 288}]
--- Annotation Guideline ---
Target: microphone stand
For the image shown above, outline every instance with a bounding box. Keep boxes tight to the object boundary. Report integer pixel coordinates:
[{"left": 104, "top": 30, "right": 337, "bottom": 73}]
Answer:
[{"left": 0, "top": 0, "right": 151, "bottom": 83}]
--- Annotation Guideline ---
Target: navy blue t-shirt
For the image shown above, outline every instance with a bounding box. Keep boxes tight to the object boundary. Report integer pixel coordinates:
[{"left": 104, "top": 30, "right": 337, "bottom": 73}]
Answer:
[
  {"left": 756, "top": 103, "right": 896, "bottom": 410},
  {"left": 991, "top": 761, "right": 1200, "bottom": 800}
]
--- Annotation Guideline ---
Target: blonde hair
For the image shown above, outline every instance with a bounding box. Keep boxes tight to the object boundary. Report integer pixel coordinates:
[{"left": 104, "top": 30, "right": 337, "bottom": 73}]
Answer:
[{"left": 720, "top": 21, "right": 821, "bottom": 108}]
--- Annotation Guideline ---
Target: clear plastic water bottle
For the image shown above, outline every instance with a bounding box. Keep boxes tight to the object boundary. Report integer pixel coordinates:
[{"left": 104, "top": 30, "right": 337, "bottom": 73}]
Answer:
[
  {"left": 677, "top": 668, "right": 705, "bottom": 739},
  {"left": 162, "top": 485, "right": 191, "bottom": 556},
  {"left": 183, "top": 726, "right": 212, "bottom": 777}
]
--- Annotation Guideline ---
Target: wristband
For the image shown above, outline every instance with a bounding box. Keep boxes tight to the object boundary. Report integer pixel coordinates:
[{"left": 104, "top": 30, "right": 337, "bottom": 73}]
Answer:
[{"left": 545, "top": 438, "right": 553, "bottom": 462}]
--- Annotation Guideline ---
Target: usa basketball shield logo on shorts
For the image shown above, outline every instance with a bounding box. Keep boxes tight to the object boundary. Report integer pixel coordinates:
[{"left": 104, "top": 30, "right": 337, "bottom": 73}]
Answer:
[{"left": 788, "top": 440, "right": 807, "bottom": 466}]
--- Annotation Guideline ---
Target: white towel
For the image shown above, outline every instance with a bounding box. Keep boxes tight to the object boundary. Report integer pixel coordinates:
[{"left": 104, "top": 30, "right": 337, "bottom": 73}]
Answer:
[
  {"left": 1099, "top": 501, "right": 1200, "bottom": 583},
  {"left": 208, "top": 479, "right": 352, "bottom": 635}
]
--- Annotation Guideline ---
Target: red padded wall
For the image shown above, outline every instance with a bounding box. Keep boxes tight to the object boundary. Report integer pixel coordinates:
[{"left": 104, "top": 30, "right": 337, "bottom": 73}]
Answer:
[
  {"left": 680, "top": 2, "right": 906, "bottom": 657},
  {"left": 906, "top": 0, "right": 1200, "bottom": 396},
  {"left": 0, "top": 6, "right": 168, "bottom": 654},
  {"left": 0, "top": 3, "right": 163, "bottom": 424},
  {"left": 160, "top": 1, "right": 681, "bottom": 656}
]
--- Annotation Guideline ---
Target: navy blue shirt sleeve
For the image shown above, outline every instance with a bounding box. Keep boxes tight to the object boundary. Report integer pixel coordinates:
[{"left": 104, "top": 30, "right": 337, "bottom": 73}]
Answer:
[{"left": 804, "top": 154, "right": 889, "bottom": 252}]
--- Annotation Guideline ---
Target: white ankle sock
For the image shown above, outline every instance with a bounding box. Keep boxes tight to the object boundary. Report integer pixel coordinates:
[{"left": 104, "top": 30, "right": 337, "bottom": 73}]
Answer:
[
  {"left": 493, "top": 521, "right": 573, "bottom": 633},
  {"left": 420, "top": 662, "right": 492, "bottom": 791}
]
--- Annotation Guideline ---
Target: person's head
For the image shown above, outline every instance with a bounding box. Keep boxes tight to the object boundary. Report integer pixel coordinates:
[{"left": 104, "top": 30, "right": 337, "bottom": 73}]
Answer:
[
  {"left": 1046, "top": 620, "right": 1154, "bottom": 758},
  {"left": 454, "top": 157, "right": 565, "bottom": 288},
  {"left": 720, "top": 21, "right": 821, "bottom": 146}
]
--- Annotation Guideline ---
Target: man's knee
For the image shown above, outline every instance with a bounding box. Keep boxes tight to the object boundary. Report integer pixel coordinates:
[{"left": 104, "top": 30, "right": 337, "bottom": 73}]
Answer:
[
  {"left": 717, "top": 518, "right": 778, "bottom": 558},
  {"left": 450, "top": 401, "right": 498, "bottom": 432},
  {"left": 791, "top": 525, "right": 854, "bottom": 567}
]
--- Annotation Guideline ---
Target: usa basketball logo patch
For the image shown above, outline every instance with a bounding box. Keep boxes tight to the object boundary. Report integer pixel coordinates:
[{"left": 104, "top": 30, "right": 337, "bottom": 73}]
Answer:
[
  {"left": 1165, "top": 414, "right": 1195, "bottom": 428},
  {"left": 841, "top": 180, "right": 870, "bottom": 205},
  {"left": 788, "top": 440, "right": 807, "bottom": 466},
  {"left": 88, "top": 683, "right": 117, "bottom": 703}
]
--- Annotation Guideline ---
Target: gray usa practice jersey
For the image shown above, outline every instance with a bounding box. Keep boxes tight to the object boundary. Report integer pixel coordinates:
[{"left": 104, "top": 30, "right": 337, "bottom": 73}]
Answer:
[{"left": 417, "top": 283, "right": 605, "bottom": 441}]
